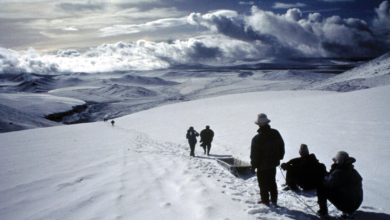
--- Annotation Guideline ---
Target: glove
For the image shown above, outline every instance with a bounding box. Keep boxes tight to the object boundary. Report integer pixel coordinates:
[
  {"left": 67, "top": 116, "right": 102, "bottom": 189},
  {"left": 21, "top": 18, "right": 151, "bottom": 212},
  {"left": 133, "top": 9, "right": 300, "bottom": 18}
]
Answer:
[
  {"left": 281, "top": 163, "right": 289, "bottom": 171},
  {"left": 250, "top": 166, "right": 256, "bottom": 174}
]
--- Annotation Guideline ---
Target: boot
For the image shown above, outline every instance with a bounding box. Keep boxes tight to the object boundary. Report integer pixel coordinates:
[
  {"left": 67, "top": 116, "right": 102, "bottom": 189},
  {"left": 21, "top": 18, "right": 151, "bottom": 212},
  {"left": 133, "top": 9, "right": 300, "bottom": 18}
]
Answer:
[
  {"left": 257, "top": 200, "right": 270, "bottom": 205},
  {"left": 317, "top": 203, "right": 329, "bottom": 218},
  {"left": 271, "top": 198, "right": 277, "bottom": 206},
  {"left": 341, "top": 212, "right": 356, "bottom": 219}
]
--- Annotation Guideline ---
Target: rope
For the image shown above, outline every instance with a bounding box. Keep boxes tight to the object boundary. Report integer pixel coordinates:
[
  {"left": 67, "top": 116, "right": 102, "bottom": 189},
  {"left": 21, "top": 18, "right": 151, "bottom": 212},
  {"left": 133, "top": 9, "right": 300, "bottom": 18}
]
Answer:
[{"left": 278, "top": 166, "right": 320, "bottom": 215}]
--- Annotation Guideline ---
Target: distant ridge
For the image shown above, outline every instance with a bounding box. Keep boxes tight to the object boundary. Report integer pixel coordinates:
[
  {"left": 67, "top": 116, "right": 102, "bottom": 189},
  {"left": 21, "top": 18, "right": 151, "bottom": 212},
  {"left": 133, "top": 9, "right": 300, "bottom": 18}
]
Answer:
[
  {"left": 110, "top": 75, "right": 179, "bottom": 85},
  {"left": 305, "top": 52, "right": 390, "bottom": 92},
  {"left": 94, "top": 84, "right": 158, "bottom": 98}
]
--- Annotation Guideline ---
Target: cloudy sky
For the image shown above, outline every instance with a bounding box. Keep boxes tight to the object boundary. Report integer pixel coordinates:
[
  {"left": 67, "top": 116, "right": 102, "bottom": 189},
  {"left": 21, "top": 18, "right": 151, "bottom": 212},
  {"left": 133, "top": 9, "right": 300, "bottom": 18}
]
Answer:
[{"left": 0, "top": 0, "right": 389, "bottom": 73}]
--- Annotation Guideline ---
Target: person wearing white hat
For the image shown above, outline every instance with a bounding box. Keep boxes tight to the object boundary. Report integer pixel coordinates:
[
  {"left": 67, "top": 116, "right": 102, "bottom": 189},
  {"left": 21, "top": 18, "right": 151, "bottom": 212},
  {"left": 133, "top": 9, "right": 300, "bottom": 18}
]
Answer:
[
  {"left": 316, "top": 151, "right": 363, "bottom": 219},
  {"left": 281, "top": 144, "right": 327, "bottom": 191},
  {"left": 250, "top": 113, "right": 285, "bottom": 206}
]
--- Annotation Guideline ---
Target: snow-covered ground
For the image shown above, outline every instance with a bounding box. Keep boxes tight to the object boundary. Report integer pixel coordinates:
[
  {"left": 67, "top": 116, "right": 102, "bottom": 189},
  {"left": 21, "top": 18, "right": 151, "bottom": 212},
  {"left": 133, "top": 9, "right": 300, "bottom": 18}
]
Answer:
[
  {"left": 1, "top": 85, "right": 390, "bottom": 219},
  {"left": 1, "top": 54, "right": 390, "bottom": 219}
]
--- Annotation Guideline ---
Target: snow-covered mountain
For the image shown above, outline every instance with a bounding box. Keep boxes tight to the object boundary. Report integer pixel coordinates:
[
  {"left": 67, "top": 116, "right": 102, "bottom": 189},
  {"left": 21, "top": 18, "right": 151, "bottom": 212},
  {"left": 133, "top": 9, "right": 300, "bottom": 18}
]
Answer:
[{"left": 306, "top": 52, "right": 390, "bottom": 92}]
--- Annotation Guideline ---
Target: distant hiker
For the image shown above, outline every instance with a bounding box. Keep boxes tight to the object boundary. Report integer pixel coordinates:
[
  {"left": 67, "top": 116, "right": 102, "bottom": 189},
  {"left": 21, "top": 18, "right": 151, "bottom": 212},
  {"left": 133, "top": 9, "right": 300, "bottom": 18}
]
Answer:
[
  {"left": 200, "top": 125, "right": 214, "bottom": 155},
  {"left": 281, "top": 144, "right": 326, "bottom": 191},
  {"left": 250, "top": 113, "right": 285, "bottom": 206},
  {"left": 317, "top": 151, "right": 363, "bottom": 219},
  {"left": 104, "top": 118, "right": 107, "bottom": 122},
  {"left": 186, "top": 126, "right": 199, "bottom": 157},
  {"left": 111, "top": 120, "right": 115, "bottom": 126}
]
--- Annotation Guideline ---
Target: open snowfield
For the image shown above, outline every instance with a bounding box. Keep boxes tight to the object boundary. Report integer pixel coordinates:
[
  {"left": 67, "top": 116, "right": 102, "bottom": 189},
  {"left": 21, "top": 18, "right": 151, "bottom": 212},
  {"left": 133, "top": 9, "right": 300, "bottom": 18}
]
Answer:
[
  {"left": 2, "top": 0, "right": 390, "bottom": 218},
  {"left": 1, "top": 83, "right": 390, "bottom": 219}
]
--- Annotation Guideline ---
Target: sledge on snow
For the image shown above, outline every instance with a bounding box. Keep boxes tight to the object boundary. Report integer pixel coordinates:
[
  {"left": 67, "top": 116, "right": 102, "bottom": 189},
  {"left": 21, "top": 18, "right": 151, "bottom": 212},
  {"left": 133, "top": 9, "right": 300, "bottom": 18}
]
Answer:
[{"left": 216, "top": 157, "right": 252, "bottom": 178}]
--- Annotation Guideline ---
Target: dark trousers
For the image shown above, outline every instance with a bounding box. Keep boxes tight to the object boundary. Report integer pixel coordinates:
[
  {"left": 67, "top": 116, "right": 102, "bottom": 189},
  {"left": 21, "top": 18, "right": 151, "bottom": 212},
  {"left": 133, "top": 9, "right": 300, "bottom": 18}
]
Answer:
[
  {"left": 317, "top": 181, "right": 328, "bottom": 205},
  {"left": 286, "top": 169, "right": 300, "bottom": 190},
  {"left": 257, "top": 167, "right": 278, "bottom": 203},
  {"left": 189, "top": 143, "right": 196, "bottom": 156},
  {"left": 202, "top": 143, "right": 211, "bottom": 154}
]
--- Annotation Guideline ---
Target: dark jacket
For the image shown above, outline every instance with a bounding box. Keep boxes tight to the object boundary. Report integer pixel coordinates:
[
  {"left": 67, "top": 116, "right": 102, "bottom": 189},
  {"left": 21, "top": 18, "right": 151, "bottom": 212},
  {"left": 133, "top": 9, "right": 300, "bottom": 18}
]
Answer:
[
  {"left": 324, "top": 157, "right": 363, "bottom": 213},
  {"left": 250, "top": 125, "right": 285, "bottom": 170},
  {"left": 200, "top": 128, "right": 214, "bottom": 144},
  {"left": 285, "top": 154, "right": 326, "bottom": 189},
  {"left": 186, "top": 129, "right": 199, "bottom": 144}
]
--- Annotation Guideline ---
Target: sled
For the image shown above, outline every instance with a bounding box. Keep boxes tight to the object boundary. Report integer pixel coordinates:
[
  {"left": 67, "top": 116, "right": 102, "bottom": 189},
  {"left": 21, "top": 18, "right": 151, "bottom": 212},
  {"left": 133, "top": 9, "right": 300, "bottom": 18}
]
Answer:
[{"left": 216, "top": 157, "right": 252, "bottom": 177}]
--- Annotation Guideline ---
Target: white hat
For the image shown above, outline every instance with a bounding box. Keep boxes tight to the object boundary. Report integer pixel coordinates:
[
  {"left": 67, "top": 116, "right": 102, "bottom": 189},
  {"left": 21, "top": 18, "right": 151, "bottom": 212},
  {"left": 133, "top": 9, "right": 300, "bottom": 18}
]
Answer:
[
  {"left": 254, "top": 113, "right": 271, "bottom": 126},
  {"left": 299, "top": 144, "right": 309, "bottom": 156},
  {"left": 332, "top": 151, "right": 349, "bottom": 164}
]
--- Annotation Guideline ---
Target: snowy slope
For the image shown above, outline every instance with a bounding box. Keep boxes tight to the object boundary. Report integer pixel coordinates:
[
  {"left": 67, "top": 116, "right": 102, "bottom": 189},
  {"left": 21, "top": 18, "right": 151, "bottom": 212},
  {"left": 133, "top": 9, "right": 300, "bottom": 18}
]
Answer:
[
  {"left": 0, "top": 93, "right": 85, "bottom": 117},
  {"left": 0, "top": 104, "right": 59, "bottom": 132},
  {"left": 1, "top": 85, "right": 390, "bottom": 220},
  {"left": 307, "top": 52, "right": 390, "bottom": 92}
]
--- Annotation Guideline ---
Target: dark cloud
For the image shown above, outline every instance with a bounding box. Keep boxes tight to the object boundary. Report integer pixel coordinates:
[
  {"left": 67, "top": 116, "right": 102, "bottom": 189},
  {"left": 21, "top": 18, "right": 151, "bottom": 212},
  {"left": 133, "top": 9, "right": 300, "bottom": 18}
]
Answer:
[
  {"left": 186, "top": 42, "right": 222, "bottom": 60},
  {"left": 189, "top": 2, "right": 390, "bottom": 58}
]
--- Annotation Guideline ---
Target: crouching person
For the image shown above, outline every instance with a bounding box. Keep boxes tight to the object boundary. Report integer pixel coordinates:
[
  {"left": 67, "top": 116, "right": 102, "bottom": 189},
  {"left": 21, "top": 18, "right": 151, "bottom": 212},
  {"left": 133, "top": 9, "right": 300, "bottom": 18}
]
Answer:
[
  {"left": 317, "top": 151, "right": 363, "bottom": 219},
  {"left": 281, "top": 144, "right": 326, "bottom": 191}
]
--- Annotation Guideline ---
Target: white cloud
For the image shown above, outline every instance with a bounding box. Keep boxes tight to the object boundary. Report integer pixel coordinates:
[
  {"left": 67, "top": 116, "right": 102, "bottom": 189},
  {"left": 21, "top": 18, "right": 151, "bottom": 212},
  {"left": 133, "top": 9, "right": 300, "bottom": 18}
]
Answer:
[
  {"left": 239, "top": 1, "right": 255, "bottom": 5},
  {"left": 100, "top": 17, "right": 188, "bottom": 37},
  {"left": 308, "top": 13, "right": 323, "bottom": 23},
  {"left": 189, "top": 5, "right": 389, "bottom": 58},
  {"left": 372, "top": 1, "right": 390, "bottom": 44},
  {"left": 63, "top": 27, "right": 78, "bottom": 31},
  {"left": 273, "top": 2, "right": 307, "bottom": 9},
  {"left": 286, "top": 8, "right": 303, "bottom": 21},
  {"left": 1, "top": 1, "right": 390, "bottom": 75}
]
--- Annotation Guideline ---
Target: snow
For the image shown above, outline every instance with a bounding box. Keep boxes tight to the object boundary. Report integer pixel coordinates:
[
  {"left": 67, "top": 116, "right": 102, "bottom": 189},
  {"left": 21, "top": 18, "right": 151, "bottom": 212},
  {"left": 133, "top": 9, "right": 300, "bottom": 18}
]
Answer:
[
  {"left": 1, "top": 56, "right": 390, "bottom": 219},
  {"left": 307, "top": 52, "right": 390, "bottom": 92},
  {"left": 1, "top": 86, "right": 390, "bottom": 219},
  {"left": 0, "top": 93, "right": 85, "bottom": 117}
]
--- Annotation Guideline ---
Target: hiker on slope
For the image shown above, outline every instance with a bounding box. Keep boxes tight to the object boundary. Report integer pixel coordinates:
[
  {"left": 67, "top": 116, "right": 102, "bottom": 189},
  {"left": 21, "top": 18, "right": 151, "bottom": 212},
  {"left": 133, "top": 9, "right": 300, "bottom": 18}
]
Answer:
[
  {"left": 250, "top": 113, "right": 285, "bottom": 206},
  {"left": 186, "top": 126, "right": 199, "bottom": 157},
  {"left": 317, "top": 151, "right": 363, "bottom": 219},
  {"left": 200, "top": 125, "right": 214, "bottom": 155},
  {"left": 281, "top": 144, "right": 327, "bottom": 191}
]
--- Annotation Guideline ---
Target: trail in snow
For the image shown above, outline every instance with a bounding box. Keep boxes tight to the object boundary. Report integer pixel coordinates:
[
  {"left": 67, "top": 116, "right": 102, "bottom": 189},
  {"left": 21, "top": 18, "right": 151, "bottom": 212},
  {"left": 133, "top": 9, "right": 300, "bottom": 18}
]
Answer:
[{"left": 109, "top": 122, "right": 383, "bottom": 220}]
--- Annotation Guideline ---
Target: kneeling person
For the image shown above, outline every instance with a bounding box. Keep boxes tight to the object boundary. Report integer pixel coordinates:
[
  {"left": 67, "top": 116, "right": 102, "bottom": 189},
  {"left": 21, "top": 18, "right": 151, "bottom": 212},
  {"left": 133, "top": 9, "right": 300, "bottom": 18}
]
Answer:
[{"left": 281, "top": 144, "right": 326, "bottom": 191}]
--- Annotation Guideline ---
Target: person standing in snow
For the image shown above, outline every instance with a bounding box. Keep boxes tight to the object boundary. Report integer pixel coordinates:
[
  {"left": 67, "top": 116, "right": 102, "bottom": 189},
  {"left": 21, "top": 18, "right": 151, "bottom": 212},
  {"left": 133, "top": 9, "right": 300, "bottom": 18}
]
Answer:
[
  {"left": 250, "top": 113, "right": 285, "bottom": 206},
  {"left": 317, "top": 151, "right": 363, "bottom": 219},
  {"left": 186, "top": 126, "right": 199, "bottom": 157},
  {"left": 200, "top": 125, "right": 214, "bottom": 155},
  {"left": 111, "top": 120, "right": 115, "bottom": 126},
  {"left": 281, "top": 144, "right": 326, "bottom": 191}
]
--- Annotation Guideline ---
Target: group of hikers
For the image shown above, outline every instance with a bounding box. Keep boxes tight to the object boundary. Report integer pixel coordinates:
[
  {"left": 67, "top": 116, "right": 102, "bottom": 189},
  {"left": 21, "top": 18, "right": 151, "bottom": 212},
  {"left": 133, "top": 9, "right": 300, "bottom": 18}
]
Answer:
[
  {"left": 187, "top": 113, "right": 363, "bottom": 219},
  {"left": 186, "top": 125, "right": 214, "bottom": 156}
]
